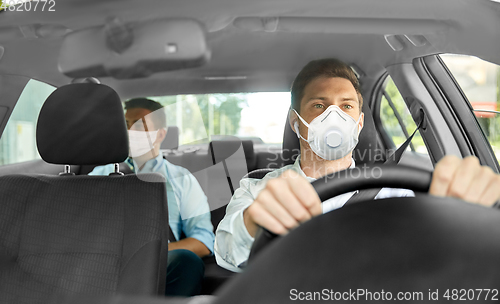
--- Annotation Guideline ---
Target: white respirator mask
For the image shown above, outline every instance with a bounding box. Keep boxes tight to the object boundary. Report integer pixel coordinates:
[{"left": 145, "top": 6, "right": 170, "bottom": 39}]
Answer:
[
  {"left": 128, "top": 130, "right": 159, "bottom": 157},
  {"left": 293, "top": 105, "right": 361, "bottom": 160}
]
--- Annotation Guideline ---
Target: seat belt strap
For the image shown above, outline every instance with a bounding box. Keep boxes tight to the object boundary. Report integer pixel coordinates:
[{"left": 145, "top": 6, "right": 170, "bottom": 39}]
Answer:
[
  {"left": 168, "top": 227, "right": 178, "bottom": 242},
  {"left": 345, "top": 188, "right": 382, "bottom": 205},
  {"left": 119, "top": 162, "right": 134, "bottom": 174},
  {"left": 345, "top": 114, "right": 425, "bottom": 205},
  {"left": 385, "top": 115, "right": 425, "bottom": 165}
]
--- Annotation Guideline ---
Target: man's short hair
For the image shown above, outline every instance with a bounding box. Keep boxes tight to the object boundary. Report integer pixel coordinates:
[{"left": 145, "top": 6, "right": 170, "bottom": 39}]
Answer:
[
  {"left": 124, "top": 98, "right": 167, "bottom": 129},
  {"left": 291, "top": 58, "right": 363, "bottom": 113}
]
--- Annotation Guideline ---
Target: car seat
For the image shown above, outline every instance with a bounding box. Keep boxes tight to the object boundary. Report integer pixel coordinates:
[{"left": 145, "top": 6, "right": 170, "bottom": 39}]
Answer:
[{"left": 0, "top": 83, "right": 169, "bottom": 303}]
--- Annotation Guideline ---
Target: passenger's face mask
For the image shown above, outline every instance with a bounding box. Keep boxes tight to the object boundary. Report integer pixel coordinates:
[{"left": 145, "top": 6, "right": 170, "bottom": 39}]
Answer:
[
  {"left": 293, "top": 105, "right": 361, "bottom": 160},
  {"left": 128, "top": 130, "right": 159, "bottom": 157}
]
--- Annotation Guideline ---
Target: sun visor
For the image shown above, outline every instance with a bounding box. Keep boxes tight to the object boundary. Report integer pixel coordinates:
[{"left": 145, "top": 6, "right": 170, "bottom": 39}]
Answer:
[{"left": 58, "top": 18, "right": 210, "bottom": 79}]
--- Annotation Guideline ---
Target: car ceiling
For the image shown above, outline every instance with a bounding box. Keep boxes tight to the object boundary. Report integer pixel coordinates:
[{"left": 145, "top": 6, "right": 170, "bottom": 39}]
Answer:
[{"left": 0, "top": 0, "right": 499, "bottom": 99}]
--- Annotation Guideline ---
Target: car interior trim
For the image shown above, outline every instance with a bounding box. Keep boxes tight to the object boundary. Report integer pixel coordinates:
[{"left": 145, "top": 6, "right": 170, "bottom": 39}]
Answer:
[
  {"left": 0, "top": 75, "right": 30, "bottom": 136},
  {"left": 387, "top": 63, "right": 460, "bottom": 163},
  {"left": 369, "top": 72, "right": 395, "bottom": 153},
  {"left": 422, "top": 55, "right": 500, "bottom": 172}
]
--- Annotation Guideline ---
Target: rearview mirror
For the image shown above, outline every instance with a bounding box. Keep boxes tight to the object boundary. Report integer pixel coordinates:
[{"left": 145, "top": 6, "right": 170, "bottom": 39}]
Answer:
[{"left": 58, "top": 18, "right": 210, "bottom": 79}]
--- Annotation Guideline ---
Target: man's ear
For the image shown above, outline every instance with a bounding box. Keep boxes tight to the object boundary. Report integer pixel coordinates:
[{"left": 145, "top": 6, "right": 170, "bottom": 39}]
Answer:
[
  {"left": 358, "top": 112, "right": 364, "bottom": 134},
  {"left": 289, "top": 109, "right": 299, "bottom": 136},
  {"left": 155, "top": 128, "right": 167, "bottom": 145}
]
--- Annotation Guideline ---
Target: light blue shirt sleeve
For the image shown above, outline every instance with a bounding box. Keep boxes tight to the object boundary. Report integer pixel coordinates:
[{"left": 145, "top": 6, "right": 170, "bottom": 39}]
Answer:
[
  {"left": 214, "top": 177, "right": 259, "bottom": 272},
  {"left": 374, "top": 188, "right": 415, "bottom": 199},
  {"left": 215, "top": 167, "right": 288, "bottom": 272},
  {"left": 215, "top": 157, "right": 417, "bottom": 272},
  {"left": 88, "top": 164, "right": 114, "bottom": 175},
  {"left": 174, "top": 168, "right": 215, "bottom": 254}
]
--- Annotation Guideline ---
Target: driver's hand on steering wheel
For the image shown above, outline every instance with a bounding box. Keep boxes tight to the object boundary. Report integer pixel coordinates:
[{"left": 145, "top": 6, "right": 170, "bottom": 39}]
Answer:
[
  {"left": 243, "top": 155, "right": 500, "bottom": 237},
  {"left": 243, "top": 170, "right": 322, "bottom": 236},
  {"left": 430, "top": 155, "right": 500, "bottom": 207}
]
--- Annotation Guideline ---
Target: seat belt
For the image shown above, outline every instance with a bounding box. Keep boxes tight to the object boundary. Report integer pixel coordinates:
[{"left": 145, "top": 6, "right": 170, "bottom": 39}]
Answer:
[
  {"left": 119, "top": 162, "right": 134, "bottom": 174},
  {"left": 385, "top": 114, "right": 425, "bottom": 165},
  {"left": 346, "top": 114, "right": 425, "bottom": 204},
  {"left": 345, "top": 188, "right": 382, "bottom": 205},
  {"left": 168, "top": 227, "right": 178, "bottom": 242}
]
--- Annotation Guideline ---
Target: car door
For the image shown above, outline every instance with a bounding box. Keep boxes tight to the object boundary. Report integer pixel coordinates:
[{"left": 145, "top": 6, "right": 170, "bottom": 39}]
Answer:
[
  {"left": 371, "top": 73, "right": 433, "bottom": 171},
  {"left": 372, "top": 54, "right": 498, "bottom": 172}
]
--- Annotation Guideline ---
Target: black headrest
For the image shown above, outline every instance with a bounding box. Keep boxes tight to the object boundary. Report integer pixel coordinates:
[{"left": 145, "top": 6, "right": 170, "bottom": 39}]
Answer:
[
  {"left": 209, "top": 139, "right": 241, "bottom": 164},
  {"left": 36, "top": 83, "right": 129, "bottom": 165},
  {"left": 209, "top": 139, "right": 256, "bottom": 172},
  {"left": 241, "top": 140, "right": 257, "bottom": 171},
  {"left": 160, "top": 126, "right": 179, "bottom": 150},
  {"left": 282, "top": 102, "right": 381, "bottom": 166}
]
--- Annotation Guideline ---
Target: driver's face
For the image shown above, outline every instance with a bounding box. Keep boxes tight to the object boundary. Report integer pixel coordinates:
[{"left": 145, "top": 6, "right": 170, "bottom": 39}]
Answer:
[{"left": 299, "top": 76, "right": 362, "bottom": 123}]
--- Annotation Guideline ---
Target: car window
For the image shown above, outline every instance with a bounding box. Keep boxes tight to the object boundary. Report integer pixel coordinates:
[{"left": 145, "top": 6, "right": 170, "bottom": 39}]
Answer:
[
  {"left": 379, "top": 76, "right": 429, "bottom": 155},
  {"left": 150, "top": 92, "right": 291, "bottom": 145},
  {"left": 440, "top": 54, "right": 500, "bottom": 161},
  {"left": 0, "top": 79, "right": 55, "bottom": 166}
]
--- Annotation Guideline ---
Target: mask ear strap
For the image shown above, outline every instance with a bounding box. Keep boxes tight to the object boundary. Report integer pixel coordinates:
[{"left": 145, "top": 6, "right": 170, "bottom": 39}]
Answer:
[
  {"left": 292, "top": 110, "right": 310, "bottom": 142},
  {"left": 292, "top": 109, "right": 310, "bottom": 128},
  {"left": 354, "top": 113, "right": 363, "bottom": 135}
]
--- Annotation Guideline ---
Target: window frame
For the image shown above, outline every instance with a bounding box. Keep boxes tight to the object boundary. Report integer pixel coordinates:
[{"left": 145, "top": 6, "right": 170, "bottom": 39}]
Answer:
[
  {"left": 371, "top": 71, "right": 394, "bottom": 155},
  {"left": 378, "top": 76, "right": 419, "bottom": 152},
  {"left": 370, "top": 62, "right": 466, "bottom": 172},
  {"left": 419, "top": 55, "right": 500, "bottom": 172},
  {"left": 0, "top": 77, "right": 56, "bottom": 166},
  {"left": 372, "top": 73, "right": 430, "bottom": 158},
  {"left": 0, "top": 75, "right": 31, "bottom": 138}
]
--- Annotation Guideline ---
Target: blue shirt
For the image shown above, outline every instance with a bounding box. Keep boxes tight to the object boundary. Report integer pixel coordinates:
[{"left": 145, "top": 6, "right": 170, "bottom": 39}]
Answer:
[{"left": 89, "top": 154, "right": 215, "bottom": 254}]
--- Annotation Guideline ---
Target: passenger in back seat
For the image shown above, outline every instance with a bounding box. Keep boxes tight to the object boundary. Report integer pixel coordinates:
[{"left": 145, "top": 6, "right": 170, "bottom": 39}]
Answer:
[
  {"left": 89, "top": 98, "right": 214, "bottom": 297},
  {"left": 215, "top": 58, "right": 500, "bottom": 272}
]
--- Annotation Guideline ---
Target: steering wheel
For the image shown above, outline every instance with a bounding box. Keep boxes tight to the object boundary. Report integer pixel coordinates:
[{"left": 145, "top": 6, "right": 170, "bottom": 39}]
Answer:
[
  {"left": 249, "top": 164, "right": 433, "bottom": 261},
  {"left": 221, "top": 165, "right": 500, "bottom": 304}
]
